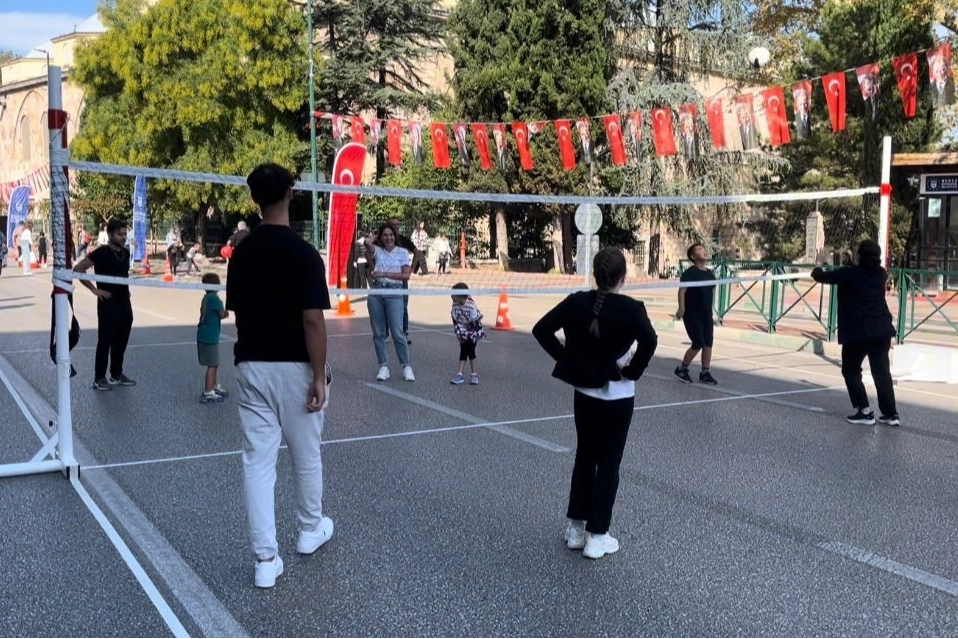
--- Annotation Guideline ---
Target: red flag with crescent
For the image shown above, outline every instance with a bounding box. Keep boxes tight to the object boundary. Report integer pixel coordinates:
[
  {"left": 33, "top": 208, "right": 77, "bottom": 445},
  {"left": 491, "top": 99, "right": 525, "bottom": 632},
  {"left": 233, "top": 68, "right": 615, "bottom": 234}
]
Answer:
[
  {"left": 386, "top": 120, "right": 402, "bottom": 166},
  {"left": 350, "top": 116, "right": 366, "bottom": 144},
  {"left": 555, "top": 119, "right": 576, "bottom": 170},
  {"left": 823, "top": 71, "right": 847, "bottom": 132},
  {"left": 705, "top": 98, "right": 726, "bottom": 150},
  {"left": 431, "top": 123, "right": 451, "bottom": 169},
  {"left": 471, "top": 123, "right": 493, "bottom": 170},
  {"left": 326, "top": 142, "right": 367, "bottom": 288},
  {"left": 650, "top": 107, "right": 677, "bottom": 157},
  {"left": 512, "top": 122, "right": 534, "bottom": 171},
  {"left": 892, "top": 53, "right": 918, "bottom": 117},
  {"left": 761, "top": 87, "right": 791, "bottom": 148},
  {"left": 603, "top": 115, "right": 626, "bottom": 166}
]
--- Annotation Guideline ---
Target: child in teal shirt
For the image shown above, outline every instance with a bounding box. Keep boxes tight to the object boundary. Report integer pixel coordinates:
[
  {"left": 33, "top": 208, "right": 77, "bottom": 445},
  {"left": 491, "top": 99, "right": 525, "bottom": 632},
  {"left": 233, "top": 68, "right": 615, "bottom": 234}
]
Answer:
[{"left": 197, "top": 273, "right": 229, "bottom": 403}]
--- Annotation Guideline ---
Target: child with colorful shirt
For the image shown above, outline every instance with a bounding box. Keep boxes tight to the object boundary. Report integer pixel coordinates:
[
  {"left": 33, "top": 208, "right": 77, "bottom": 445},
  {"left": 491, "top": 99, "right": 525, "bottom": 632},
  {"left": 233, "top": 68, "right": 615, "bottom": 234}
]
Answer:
[
  {"left": 450, "top": 282, "right": 485, "bottom": 385},
  {"left": 197, "top": 273, "right": 229, "bottom": 403}
]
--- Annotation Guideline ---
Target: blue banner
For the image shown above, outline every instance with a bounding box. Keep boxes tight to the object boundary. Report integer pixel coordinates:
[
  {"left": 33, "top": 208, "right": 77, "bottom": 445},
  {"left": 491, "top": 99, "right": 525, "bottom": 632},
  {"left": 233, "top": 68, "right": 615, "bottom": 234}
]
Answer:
[
  {"left": 6, "top": 186, "right": 31, "bottom": 249},
  {"left": 132, "top": 175, "right": 147, "bottom": 261}
]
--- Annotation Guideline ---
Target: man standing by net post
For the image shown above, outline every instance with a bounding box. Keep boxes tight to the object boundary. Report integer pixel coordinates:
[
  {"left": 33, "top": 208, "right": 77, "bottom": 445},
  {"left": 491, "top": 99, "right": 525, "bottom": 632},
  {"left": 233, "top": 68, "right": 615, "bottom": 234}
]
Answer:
[
  {"left": 227, "top": 164, "right": 334, "bottom": 589},
  {"left": 74, "top": 218, "right": 136, "bottom": 391},
  {"left": 674, "top": 243, "right": 718, "bottom": 385}
]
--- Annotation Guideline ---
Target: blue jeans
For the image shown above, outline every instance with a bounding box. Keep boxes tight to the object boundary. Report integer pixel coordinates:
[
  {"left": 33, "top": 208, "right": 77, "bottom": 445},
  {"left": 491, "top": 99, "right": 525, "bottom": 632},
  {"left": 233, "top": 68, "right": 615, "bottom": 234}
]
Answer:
[
  {"left": 368, "top": 293, "right": 410, "bottom": 367},
  {"left": 402, "top": 280, "right": 410, "bottom": 335}
]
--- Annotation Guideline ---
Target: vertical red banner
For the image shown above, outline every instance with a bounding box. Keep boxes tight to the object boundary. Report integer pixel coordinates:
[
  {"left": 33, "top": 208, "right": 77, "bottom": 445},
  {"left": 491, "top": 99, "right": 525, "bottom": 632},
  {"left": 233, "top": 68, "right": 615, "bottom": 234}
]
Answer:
[
  {"left": 733, "top": 95, "right": 758, "bottom": 150},
  {"left": 350, "top": 116, "right": 366, "bottom": 144},
  {"left": 512, "top": 122, "right": 534, "bottom": 171},
  {"left": 626, "top": 112, "right": 642, "bottom": 161},
  {"left": 650, "top": 107, "right": 677, "bottom": 157},
  {"left": 927, "top": 43, "right": 955, "bottom": 107},
  {"left": 823, "top": 72, "right": 847, "bottom": 132},
  {"left": 555, "top": 119, "right": 576, "bottom": 170},
  {"left": 326, "top": 143, "right": 367, "bottom": 288},
  {"left": 892, "top": 53, "right": 918, "bottom": 118},
  {"left": 791, "top": 82, "right": 812, "bottom": 140},
  {"left": 431, "top": 123, "right": 451, "bottom": 168},
  {"left": 386, "top": 120, "right": 402, "bottom": 166},
  {"left": 761, "top": 86, "right": 791, "bottom": 148},
  {"left": 603, "top": 114, "right": 626, "bottom": 166},
  {"left": 705, "top": 99, "right": 726, "bottom": 150},
  {"left": 471, "top": 123, "right": 493, "bottom": 170}
]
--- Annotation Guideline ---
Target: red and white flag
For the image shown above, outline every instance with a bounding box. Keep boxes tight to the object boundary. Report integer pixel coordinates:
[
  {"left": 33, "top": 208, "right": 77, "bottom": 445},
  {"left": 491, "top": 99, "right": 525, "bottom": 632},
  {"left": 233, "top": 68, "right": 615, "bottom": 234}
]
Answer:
[
  {"left": 471, "top": 123, "right": 493, "bottom": 170},
  {"left": 603, "top": 114, "right": 627, "bottom": 167},
  {"left": 431, "top": 123, "right": 451, "bottom": 169},
  {"left": 823, "top": 72, "right": 847, "bottom": 132},
  {"left": 326, "top": 143, "right": 367, "bottom": 288},
  {"left": 512, "top": 122, "right": 534, "bottom": 171},
  {"left": 350, "top": 116, "right": 366, "bottom": 144},
  {"left": 761, "top": 87, "right": 791, "bottom": 148},
  {"left": 650, "top": 107, "right": 677, "bottom": 157},
  {"left": 626, "top": 112, "right": 642, "bottom": 161},
  {"left": 791, "top": 81, "right": 812, "bottom": 140},
  {"left": 386, "top": 120, "right": 402, "bottom": 166},
  {"left": 555, "top": 119, "right": 576, "bottom": 170},
  {"left": 892, "top": 53, "right": 918, "bottom": 118},
  {"left": 856, "top": 63, "right": 880, "bottom": 122},
  {"left": 705, "top": 98, "right": 726, "bottom": 150},
  {"left": 927, "top": 43, "right": 955, "bottom": 107}
]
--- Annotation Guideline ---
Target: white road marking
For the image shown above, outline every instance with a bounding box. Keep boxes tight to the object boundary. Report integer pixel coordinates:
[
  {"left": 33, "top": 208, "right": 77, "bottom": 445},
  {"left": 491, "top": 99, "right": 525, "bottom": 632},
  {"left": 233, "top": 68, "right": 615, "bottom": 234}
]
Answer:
[
  {"left": 0, "top": 355, "right": 50, "bottom": 444},
  {"left": 817, "top": 540, "right": 958, "bottom": 598},
  {"left": 643, "top": 372, "right": 825, "bottom": 413}
]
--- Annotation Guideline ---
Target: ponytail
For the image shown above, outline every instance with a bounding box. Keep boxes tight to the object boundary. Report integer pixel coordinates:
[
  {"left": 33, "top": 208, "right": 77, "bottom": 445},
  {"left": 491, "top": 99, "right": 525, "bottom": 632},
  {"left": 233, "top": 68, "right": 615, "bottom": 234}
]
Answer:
[
  {"left": 588, "top": 247, "right": 627, "bottom": 339},
  {"left": 590, "top": 290, "right": 607, "bottom": 338}
]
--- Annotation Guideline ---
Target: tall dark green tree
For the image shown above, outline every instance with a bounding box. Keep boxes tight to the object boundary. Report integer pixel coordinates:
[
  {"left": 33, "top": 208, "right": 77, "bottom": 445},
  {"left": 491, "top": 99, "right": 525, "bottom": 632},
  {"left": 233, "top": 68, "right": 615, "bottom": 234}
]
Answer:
[
  {"left": 448, "top": 0, "right": 617, "bottom": 270},
  {"left": 762, "top": 0, "right": 941, "bottom": 263}
]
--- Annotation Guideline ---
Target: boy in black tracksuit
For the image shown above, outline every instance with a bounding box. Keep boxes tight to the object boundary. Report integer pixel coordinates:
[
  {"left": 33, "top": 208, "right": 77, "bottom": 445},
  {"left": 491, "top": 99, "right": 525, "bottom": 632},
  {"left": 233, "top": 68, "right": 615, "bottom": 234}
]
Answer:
[
  {"left": 812, "top": 240, "right": 899, "bottom": 426},
  {"left": 675, "top": 243, "right": 718, "bottom": 385}
]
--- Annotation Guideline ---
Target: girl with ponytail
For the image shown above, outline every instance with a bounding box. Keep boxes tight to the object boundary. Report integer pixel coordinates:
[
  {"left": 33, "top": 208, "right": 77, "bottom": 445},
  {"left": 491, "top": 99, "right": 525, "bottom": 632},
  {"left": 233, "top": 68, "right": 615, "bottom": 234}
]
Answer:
[{"left": 533, "top": 247, "right": 658, "bottom": 559}]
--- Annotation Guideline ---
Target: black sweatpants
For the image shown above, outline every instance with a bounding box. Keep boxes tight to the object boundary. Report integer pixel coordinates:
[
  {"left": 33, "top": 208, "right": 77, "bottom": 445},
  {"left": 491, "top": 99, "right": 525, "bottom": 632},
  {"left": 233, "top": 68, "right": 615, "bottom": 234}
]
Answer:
[
  {"left": 95, "top": 297, "right": 133, "bottom": 380},
  {"left": 841, "top": 337, "right": 897, "bottom": 417},
  {"left": 568, "top": 391, "right": 635, "bottom": 534}
]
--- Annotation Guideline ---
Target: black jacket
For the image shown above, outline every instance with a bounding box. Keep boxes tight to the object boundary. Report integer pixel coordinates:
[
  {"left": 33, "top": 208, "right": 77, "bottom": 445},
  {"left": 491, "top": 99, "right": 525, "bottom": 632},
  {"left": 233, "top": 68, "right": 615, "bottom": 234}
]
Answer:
[
  {"left": 811, "top": 265, "right": 896, "bottom": 344},
  {"left": 533, "top": 291, "right": 658, "bottom": 389}
]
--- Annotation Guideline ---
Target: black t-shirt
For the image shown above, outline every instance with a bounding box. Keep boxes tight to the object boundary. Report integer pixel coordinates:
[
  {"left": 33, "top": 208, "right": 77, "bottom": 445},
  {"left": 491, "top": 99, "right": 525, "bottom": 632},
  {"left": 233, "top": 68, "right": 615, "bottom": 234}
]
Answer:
[
  {"left": 226, "top": 224, "right": 331, "bottom": 364},
  {"left": 680, "top": 266, "right": 716, "bottom": 314},
  {"left": 88, "top": 245, "right": 131, "bottom": 299},
  {"left": 229, "top": 229, "right": 249, "bottom": 247}
]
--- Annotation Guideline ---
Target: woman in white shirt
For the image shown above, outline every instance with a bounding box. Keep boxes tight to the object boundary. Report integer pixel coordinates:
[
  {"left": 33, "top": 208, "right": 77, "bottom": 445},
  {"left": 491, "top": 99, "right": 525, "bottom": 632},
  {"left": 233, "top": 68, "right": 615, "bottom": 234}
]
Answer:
[{"left": 364, "top": 224, "right": 415, "bottom": 382}]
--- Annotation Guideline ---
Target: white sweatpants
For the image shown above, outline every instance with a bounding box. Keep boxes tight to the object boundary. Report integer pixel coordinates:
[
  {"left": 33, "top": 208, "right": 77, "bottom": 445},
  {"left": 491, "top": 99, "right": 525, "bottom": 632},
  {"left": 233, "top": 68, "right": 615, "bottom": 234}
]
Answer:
[
  {"left": 21, "top": 242, "right": 30, "bottom": 274},
  {"left": 237, "top": 361, "right": 328, "bottom": 560}
]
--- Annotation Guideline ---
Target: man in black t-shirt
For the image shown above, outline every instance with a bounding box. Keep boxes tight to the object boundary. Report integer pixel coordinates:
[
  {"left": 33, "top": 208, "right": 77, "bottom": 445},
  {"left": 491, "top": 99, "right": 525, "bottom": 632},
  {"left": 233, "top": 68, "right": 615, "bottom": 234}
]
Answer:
[
  {"left": 674, "top": 243, "right": 718, "bottom": 385},
  {"left": 227, "top": 220, "right": 249, "bottom": 250},
  {"left": 74, "top": 218, "right": 136, "bottom": 391},
  {"left": 226, "top": 163, "right": 333, "bottom": 589}
]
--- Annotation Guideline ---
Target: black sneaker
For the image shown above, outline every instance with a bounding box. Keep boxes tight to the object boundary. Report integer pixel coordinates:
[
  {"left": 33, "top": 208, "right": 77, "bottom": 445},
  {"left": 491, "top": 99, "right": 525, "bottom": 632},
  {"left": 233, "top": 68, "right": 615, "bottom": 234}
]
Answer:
[
  {"left": 878, "top": 414, "right": 901, "bottom": 427},
  {"left": 674, "top": 367, "right": 693, "bottom": 384},
  {"left": 109, "top": 374, "right": 137, "bottom": 386},
  {"left": 92, "top": 378, "right": 112, "bottom": 391},
  {"left": 846, "top": 409, "right": 876, "bottom": 425},
  {"left": 699, "top": 371, "right": 718, "bottom": 385}
]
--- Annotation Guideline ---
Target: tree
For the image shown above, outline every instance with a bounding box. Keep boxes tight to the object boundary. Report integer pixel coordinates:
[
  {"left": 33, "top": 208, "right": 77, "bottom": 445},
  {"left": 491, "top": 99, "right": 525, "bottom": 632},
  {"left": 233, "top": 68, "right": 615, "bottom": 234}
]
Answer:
[
  {"left": 608, "top": 0, "right": 789, "bottom": 266},
  {"left": 312, "top": 0, "right": 446, "bottom": 180},
  {"left": 762, "top": 0, "right": 942, "bottom": 264},
  {"left": 71, "top": 0, "right": 308, "bottom": 247},
  {"left": 448, "top": 0, "right": 618, "bottom": 271}
]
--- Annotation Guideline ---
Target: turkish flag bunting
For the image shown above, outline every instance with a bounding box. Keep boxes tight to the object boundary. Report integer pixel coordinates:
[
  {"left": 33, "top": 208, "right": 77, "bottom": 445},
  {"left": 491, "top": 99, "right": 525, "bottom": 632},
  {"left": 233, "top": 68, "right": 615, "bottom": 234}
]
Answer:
[
  {"left": 555, "top": 119, "right": 576, "bottom": 170},
  {"left": 431, "top": 123, "right": 451, "bottom": 169},
  {"left": 350, "top": 116, "right": 366, "bottom": 144},
  {"left": 650, "top": 107, "right": 677, "bottom": 157},
  {"left": 705, "top": 99, "right": 726, "bottom": 150},
  {"left": 823, "top": 71, "right": 847, "bottom": 132},
  {"left": 471, "top": 123, "right": 493, "bottom": 170},
  {"left": 761, "top": 87, "right": 791, "bottom": 148},
  {"left": 512, "top": 122, "right": 534, "bottom": 171},
  {"left": 892, "top": 53, "right": 919, "bottom": 117},
  {"left": 603, "top": 115, "right": 627, "bottom": 166},
  {"left": 386, "top": 120, "right": 402, "bottom": 166},
  {"left": 369, "top": 120, "right": 382, "bottom": 147},
  {"left": 626, "top": 112, "right": 642, "bottom": 160}
]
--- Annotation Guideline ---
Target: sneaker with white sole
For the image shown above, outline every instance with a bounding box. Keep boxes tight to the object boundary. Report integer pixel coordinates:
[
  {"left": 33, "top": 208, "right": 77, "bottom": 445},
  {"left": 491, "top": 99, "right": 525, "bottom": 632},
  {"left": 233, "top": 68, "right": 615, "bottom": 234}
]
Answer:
[
  {"left": 674, "top": 367, "right": 693, "bottom": 384},
  {"left": 200, "top": 391, "right": 224, "bottom": 404},
  {"left": 254, "top": 555, "right": 284, "bottom": 589},
  {"left": 297, "top": 516, "right": 334, "bottom": 555},
  {"left": 403, "top": 365, "right": 415, "bottom": 382},
  {"left": 878, "top": 413, "right": 901, "bottom": 427},
  {"left": 376, "top": 365, "right": 390, "bottom": 381},
  {"left": 564, "top": 522, "right": 586, "bottom": 550},
  {"left": 583, "top": 533, "right": 620, "bottom": 559},
  {"left": 846, "top": 409, "right": 876, "bottom": 425},
  {"left": 109, "top": 374, "right": 137, "bottom": 386},
  {"left": 92, "top": 378, "right": 112, "bottom": 392},
  {"left": 451, "top": 373, "right": 465, "bottom": 385},
  {"left": 212, "top": 385, "right": 230, "bottom": 397},
  {"left": 470, "top": 373, "right": 479, "bottom": 385}
]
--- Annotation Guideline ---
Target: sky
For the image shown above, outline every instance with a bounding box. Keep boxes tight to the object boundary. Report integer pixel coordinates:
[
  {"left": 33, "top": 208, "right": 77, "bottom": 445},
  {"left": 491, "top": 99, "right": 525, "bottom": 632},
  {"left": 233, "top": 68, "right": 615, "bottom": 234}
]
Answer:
[{"left": 0, "top": 0, "right": 99, "bottom": 54}]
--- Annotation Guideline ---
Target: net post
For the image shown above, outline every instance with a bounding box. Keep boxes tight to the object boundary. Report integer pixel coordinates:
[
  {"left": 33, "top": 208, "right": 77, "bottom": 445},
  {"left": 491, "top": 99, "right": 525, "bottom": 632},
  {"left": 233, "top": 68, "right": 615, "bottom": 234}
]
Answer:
[
  {"left": 878, "top": 136, "right": 893, "bottom": 269},
  {"left": 48, "top": 65, "right": 77, "bottom": 474}
]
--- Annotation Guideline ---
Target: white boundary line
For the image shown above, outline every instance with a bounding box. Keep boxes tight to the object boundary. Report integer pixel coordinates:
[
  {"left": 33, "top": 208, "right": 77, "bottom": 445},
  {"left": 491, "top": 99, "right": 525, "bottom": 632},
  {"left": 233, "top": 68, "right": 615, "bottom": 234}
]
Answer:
[
  {"left": 817, "top": 541, "right": 958, "bottom": 598},
  {"left": 0, "top": 354, "right": 50, "bottom": 445}
]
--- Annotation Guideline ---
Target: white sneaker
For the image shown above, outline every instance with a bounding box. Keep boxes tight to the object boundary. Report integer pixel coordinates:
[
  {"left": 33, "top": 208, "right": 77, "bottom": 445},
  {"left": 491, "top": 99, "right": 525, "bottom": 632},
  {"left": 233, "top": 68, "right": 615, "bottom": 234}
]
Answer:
[
  {"left": 403, "top": 365, "right": 415, "bottom": 382},
  {"left": 583, "top": 533, "right": 620, "bottom": 559},
  {"left": 376, "top": 365, "right": 390, "bottom": 381},
  {"left": 564, "top": 521, "right": 586, "bottom": 550},
  {"left": 297, "top": 517, "right": 334, "bottom": 555},
  {"left": 254, "top": 555, "right": 284, "bottom": 589}
]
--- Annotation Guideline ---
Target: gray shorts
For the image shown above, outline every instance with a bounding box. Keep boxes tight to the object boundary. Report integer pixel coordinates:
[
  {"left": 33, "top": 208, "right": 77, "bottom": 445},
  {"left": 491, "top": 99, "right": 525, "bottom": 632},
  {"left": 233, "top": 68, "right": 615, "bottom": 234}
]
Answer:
[{"left": 198, "top": 342, "right": 220, "bottom": 367}]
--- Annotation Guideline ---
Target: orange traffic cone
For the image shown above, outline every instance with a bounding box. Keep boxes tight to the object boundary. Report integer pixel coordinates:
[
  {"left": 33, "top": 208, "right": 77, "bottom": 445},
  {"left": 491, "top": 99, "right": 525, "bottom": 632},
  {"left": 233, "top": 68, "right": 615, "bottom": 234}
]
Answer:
[
  {"left": 336, "top": 276, "right": 355, "bottom": 317},
  {"left": 493, "top": 288, "right": 514, "bottom": 331},
  {"left": 142, "top": 255, "right": 152, "bottom": 276},
  {"left": 163, "top": 256, "right": 173, "bottom": 283}
]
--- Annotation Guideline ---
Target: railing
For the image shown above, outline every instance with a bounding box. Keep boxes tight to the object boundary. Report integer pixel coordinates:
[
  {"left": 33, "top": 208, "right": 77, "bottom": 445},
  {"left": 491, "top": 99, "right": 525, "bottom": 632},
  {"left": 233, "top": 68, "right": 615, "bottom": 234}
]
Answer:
[{"left": 676, "top": 260, "right": 958, "bottom": 344}]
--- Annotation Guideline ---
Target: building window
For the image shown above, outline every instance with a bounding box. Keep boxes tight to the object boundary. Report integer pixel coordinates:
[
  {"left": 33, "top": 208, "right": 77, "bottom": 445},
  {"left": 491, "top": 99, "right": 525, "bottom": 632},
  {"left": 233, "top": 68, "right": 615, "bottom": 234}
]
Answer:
[{"left": 19, "top": 116, "right": 31, "bottom": 164}]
